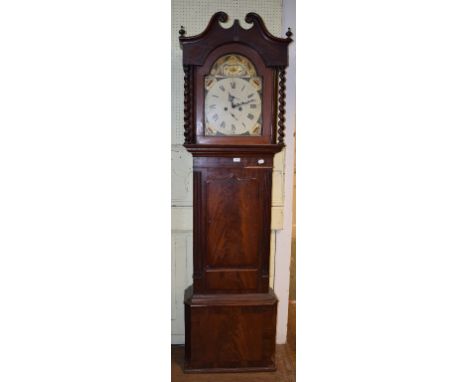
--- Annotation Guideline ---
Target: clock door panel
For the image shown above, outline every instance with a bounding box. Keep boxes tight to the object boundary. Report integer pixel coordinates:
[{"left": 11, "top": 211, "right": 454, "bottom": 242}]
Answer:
[
  {"left": 199, "top": 167, "right": 271, "bottom": 293},
  {"left": 206, "top": 170, "right": 261, "bottom": 267}
]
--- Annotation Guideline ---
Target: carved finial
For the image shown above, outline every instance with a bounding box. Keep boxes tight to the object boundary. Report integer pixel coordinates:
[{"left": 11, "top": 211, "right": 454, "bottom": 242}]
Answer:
[
  {"left": 286, "top": 27, "right": 292, "bottom": 38},
  {"left": 179, "top": 26, "right": 186, "bottom": 36}
]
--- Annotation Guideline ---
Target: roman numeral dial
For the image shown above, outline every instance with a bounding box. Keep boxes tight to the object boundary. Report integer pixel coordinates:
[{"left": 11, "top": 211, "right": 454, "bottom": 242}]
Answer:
[{"left": 204, "top": 54, "right": 262, "bottom": 136}]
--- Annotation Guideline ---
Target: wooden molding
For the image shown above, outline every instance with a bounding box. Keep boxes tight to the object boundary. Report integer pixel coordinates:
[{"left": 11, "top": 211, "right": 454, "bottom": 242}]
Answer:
[{"left": 179, "top": 12, "right": 292, "bottom": 67}]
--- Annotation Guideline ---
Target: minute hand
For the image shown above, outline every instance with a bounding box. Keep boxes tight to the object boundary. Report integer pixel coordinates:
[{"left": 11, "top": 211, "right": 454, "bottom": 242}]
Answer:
[{"left": 232, "top": 99, "right": 254, "bottom": 108}]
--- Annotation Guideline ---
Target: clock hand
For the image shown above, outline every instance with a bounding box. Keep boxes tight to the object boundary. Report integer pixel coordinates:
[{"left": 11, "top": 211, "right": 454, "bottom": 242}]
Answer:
[
  {"left": 228, "top": 93, "right": 238, "bottom": 108},
  {"left": 229, "top": 112, "right": 238, "bottom": 121},
  {"left": 232, "top": 99, "right": 255, "bottom": 108}
]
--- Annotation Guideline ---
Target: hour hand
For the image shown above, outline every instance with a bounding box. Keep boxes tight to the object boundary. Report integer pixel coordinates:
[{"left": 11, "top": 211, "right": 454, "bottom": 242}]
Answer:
[{"left": 228, "top": 93, "right": 235, "bottom": 103}]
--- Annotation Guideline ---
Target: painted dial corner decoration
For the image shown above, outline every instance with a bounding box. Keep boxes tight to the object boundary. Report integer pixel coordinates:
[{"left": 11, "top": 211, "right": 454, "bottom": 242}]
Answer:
[{"left": 204, "top": 54, "right": 262, "bottom": 136}]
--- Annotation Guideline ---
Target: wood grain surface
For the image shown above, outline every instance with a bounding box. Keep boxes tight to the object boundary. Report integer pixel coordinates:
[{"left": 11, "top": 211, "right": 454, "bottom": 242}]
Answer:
[
  {"left": 191, "top": 158, "right": 273, "bottom": 295},
  {"left": 172, "top": 344, "right": 295, "bottom": 382},
  {"left": 184, "top": 288, "right": 277, "bottom": 372}
]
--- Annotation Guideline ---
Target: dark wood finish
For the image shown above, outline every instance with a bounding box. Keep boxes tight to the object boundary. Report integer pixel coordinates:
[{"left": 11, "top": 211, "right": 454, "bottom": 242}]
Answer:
[
  {"left": 172, "top": 344, "right": 295, "bottom": 381},
  {"left": 185, "top": 286, "right": 277, "bottom": 306},
  {"left": 277, "top": 67, "right": 286, "bottom": 145},
  {"left": 179, "top": 12, "right": 292, "bottom": 373},
  {"left": 183, "top": 65, "right": 194, "bottom": 144},
  {"left": 192, "top": 157, "right": 273, "bottom": 295},
  {"left": 194, "top": 156, "right": 273, "bottom": 167},
  {"left": 179, "top": 12, "right": 291, "bottom": 67},
  {"left": 192, "top": 171, "right": 203, "bottom": 292},
  {"left": 184, "top": 287, "right": 277, "bottom": 373},
  {"left": 205, "top": 169, "right": 261, "bottom": 269},
  {"left": 184, "top": 144, "right": 283, "bottom": 156}
]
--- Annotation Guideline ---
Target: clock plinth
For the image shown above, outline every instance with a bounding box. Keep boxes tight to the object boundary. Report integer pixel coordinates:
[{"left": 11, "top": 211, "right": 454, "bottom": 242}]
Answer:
[
  {"left": 184, "top": 287, "right": 278, "bottom": 373},
  {"left": 179, "top": 12, "right": 292, "bottom": 373}
]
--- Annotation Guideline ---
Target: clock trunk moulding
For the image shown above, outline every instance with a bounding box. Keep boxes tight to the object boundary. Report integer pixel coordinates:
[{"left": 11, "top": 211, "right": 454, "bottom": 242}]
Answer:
[{"left": 179, "top": 12, "right": 292, "bottom": 373}]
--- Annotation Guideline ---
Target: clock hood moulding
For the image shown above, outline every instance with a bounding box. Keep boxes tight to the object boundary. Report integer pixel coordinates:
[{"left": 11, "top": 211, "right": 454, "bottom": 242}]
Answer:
[
  {"left": 183, "top": 143, "right": 284, "bottom": 156},
  {"left": 179, "top": 12, "right": 293, "bottom": 67},
  {"left": 179, "top": 12, "right": 293, "bottom": 149}
]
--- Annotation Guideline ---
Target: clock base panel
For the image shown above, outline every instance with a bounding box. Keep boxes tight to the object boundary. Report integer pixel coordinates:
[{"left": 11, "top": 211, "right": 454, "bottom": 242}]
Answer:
[
  {"left": 183, "top": 286, "right": 278, "bottom": 373},
  {"left": 183, "top": 365, "right": 276, "bottom": 374}
]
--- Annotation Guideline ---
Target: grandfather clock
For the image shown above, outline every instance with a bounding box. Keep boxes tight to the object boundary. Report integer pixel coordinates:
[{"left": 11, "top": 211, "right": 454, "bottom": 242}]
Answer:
[{"left": 179, "top": 12, "right": 292, "bottom": 373}]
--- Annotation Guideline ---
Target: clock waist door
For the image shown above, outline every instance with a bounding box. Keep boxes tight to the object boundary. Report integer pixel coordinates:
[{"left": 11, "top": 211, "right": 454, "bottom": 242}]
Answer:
[{"left": 193, "top": 158, "right": 272, "bottom": 294}]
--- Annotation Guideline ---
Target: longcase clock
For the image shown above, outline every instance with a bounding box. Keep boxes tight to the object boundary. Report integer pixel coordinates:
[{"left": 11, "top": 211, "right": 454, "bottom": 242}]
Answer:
[{"left": 179, "top": 12, "right": 292, "bottom": 373}]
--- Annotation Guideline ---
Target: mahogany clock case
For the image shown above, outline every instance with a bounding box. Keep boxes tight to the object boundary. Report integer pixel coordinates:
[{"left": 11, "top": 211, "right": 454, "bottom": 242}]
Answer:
[
  {"left": 189, "top": 156, "right": 275, "bottom": 295},
  {"left": 179, "top": 11, "right": 291, "bottom": 149},
  {"left": 178, "top": 12, "right": 292, "bottom": 373}
]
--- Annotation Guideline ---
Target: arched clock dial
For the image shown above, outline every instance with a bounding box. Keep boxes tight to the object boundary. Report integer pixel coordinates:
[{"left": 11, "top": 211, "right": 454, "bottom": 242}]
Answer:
[{"left": 204, "top": 54, "right": 262, "bottom": 136}]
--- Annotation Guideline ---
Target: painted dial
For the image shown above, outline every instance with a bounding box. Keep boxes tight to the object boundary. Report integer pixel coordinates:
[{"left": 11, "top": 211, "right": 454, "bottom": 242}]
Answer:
[{"left": 204, "top": 54, "right": 262, "bottom": 136}]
